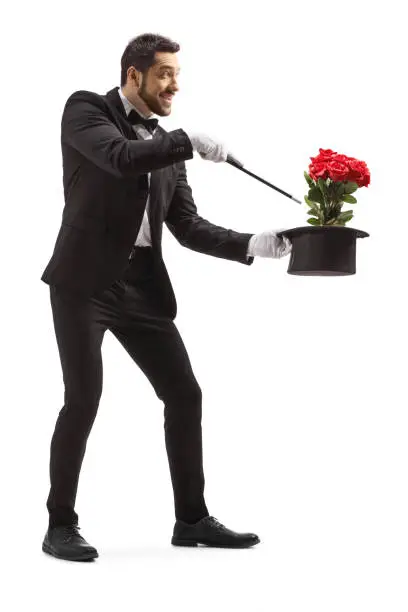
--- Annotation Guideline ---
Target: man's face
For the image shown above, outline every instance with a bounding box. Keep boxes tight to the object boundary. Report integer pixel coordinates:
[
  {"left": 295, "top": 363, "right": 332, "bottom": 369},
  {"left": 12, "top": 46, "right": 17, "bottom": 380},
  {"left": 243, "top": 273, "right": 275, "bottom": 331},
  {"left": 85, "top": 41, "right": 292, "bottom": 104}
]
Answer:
[{"left": 132, "top": 51, "right": 180, "bottom": 117}]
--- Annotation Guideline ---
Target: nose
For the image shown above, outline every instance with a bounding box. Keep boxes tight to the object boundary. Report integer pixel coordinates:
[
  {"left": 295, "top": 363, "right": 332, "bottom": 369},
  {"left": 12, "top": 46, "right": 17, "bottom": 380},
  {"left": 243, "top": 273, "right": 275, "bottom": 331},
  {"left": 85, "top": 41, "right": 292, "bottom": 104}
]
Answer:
[{"left": 172, "top": 75, "right": 180, "bottom": 92}]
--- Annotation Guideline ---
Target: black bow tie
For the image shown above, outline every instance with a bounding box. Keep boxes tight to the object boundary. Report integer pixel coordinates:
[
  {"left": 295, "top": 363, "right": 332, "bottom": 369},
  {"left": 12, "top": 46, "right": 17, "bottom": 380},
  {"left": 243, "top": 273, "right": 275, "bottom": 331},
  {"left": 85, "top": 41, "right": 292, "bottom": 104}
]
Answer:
[{"left": 127, "top": 109, "right": 159, "bottom": 134}]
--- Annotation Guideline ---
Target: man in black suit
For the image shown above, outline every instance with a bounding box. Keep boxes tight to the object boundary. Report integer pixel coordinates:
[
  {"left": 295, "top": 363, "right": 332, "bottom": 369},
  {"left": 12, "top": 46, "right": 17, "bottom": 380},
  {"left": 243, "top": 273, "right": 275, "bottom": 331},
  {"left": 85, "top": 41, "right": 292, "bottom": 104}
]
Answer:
[{"left": 41, "top": 32, "right": 292, "bottom": 561}]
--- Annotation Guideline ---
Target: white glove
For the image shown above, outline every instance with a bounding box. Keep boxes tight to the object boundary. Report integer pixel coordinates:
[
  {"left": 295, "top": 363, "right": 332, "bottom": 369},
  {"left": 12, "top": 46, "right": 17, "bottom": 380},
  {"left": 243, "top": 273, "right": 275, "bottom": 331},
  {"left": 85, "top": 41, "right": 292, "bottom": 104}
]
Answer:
[
  {"left": 247, "top": 230, "right": 292, "bottom": 258},
  {"left": 185, "top": 131, "right": 233, "bottom": 163}
]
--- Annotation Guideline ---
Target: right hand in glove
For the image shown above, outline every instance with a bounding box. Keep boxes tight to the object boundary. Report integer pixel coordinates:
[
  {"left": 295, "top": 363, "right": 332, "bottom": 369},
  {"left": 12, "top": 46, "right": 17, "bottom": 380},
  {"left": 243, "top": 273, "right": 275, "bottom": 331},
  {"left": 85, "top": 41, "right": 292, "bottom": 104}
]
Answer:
[
  {"left": 185, "top": 131, "right": 242, "bottom": 164},
  {"left": 247, "top": 230, "right": 292, "bottom": 258}
]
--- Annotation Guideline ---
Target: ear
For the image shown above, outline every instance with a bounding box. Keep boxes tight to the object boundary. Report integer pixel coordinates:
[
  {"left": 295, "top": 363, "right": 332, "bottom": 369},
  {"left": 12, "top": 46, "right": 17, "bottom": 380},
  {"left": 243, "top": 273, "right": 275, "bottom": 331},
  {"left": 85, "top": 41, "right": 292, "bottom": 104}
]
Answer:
[{"left": 128, "top": 66, "right": 140, "bottom": 87}]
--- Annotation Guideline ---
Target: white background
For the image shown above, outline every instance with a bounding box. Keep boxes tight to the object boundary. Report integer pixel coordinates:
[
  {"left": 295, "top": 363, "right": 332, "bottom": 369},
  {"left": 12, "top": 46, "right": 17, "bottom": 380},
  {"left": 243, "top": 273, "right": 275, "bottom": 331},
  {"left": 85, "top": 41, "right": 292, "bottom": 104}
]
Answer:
[{"left": 1, "top": 1, "right": 407, "bottom": 610}]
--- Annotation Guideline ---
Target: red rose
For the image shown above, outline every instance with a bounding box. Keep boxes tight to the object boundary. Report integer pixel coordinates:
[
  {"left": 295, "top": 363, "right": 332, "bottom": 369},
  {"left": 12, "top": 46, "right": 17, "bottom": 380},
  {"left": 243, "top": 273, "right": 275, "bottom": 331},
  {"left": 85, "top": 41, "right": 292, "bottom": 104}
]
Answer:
[
  {"left": 361, "top": 171, "right": 370, "bottom": 187},
  {"left": 348, "top": 159, "right": 371, "bottom": 187},
  {"left": 332, "top": 154, "right": 351, "bottom": 164},
  {"left": 307, "top": 149, "right": 370, "bottom": 189},
  {"left": 316, "top": 148, "right": 337, "bottom": 161},
  {"left": 309, "top": 161, "right": 329, "bottom": 181},
  {"left": 327, "top": 160, "right": 350, "bottom": 182}
]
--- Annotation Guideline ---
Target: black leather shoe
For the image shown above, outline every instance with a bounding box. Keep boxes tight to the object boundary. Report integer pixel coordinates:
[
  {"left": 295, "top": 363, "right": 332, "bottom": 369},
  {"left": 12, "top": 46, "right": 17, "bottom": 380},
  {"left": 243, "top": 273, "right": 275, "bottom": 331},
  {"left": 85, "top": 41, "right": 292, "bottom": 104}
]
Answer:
[
  {"left": 171, "top": 515, "right": 260, "bottom": 548},
  {"left": 42, "top": 525, "right": 99, "bottom": 561}
]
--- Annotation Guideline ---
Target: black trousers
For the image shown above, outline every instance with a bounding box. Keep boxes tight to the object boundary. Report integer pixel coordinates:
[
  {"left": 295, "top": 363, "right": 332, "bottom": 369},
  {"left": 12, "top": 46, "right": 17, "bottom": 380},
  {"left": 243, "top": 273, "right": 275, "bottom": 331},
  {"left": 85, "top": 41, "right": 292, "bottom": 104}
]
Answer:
[{"left": 46, "top": 246, "right": 209, "bottom": 527}]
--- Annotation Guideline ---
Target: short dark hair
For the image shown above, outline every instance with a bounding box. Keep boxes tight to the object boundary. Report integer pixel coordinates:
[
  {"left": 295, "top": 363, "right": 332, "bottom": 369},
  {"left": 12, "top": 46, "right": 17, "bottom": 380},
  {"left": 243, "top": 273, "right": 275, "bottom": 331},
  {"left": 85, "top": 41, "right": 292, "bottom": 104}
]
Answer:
[{"left": 120, "top": 33, "right": 180, "bottom": 87}]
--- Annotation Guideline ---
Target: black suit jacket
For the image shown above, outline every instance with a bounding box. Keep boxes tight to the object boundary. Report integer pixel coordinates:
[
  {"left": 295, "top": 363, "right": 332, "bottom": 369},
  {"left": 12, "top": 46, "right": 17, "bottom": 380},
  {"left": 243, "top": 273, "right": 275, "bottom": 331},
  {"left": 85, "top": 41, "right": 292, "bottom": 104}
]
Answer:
[{"left": 41, "top": 86, "right": 254, "bottom": 318}]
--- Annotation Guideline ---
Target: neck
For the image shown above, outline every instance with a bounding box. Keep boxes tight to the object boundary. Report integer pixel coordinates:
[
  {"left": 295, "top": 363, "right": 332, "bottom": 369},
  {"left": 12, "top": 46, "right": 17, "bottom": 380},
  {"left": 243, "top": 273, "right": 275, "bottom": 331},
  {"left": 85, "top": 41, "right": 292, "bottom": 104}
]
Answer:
[{"left": 121, "top": 86, "right": 153, "bottom": 118}]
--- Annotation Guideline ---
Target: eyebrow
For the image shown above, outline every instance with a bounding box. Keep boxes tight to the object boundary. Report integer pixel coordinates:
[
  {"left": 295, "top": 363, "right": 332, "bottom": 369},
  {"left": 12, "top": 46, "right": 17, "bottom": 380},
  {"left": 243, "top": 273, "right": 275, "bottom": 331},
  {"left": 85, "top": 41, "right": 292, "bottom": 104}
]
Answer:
[{"left": 158, "top": 65, "right": 180, "bottom": 73}]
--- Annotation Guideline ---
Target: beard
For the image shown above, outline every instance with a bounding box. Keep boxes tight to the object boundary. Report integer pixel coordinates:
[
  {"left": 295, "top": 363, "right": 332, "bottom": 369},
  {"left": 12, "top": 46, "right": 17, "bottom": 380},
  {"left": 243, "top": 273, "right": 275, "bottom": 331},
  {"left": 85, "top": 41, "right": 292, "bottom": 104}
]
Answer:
[{"left": 138, "top": 78, "right": 170, "bottom": 116}]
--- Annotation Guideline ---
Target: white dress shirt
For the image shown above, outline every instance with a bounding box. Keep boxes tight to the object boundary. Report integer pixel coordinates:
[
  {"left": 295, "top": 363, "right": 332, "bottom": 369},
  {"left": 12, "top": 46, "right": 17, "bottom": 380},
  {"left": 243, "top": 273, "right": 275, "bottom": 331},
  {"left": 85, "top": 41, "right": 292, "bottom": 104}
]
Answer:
[{"left": 118, "top": 87, "right": 157, "bottom": 248}]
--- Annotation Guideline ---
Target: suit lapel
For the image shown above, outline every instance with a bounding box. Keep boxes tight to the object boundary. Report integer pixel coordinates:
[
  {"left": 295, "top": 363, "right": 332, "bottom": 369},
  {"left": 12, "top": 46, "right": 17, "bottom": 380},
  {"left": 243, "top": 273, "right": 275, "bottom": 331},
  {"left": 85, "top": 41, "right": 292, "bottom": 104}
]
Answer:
[
  {"left": 105, "top": 86, "right": 137, "bottom": 141},
  {"left": 148, "top": 127, "right": 169, "bottom": 250},
  {"left": 104, "top": 87, "right": 171, "bottom": 251}
]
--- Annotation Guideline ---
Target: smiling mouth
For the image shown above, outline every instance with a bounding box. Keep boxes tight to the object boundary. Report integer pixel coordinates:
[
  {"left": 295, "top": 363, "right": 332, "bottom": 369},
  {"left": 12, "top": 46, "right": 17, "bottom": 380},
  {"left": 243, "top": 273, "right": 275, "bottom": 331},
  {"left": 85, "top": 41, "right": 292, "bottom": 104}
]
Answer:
[{"left": 160, "top": 93, "right": 174, "bottom": 102}]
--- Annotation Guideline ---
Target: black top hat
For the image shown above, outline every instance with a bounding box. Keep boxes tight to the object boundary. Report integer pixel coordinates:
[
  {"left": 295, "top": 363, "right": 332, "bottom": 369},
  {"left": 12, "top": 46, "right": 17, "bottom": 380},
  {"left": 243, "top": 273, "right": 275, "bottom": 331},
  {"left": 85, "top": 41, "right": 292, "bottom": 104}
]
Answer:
[{"left": 276, "top": 226, "right": 369, "bottom": 276}]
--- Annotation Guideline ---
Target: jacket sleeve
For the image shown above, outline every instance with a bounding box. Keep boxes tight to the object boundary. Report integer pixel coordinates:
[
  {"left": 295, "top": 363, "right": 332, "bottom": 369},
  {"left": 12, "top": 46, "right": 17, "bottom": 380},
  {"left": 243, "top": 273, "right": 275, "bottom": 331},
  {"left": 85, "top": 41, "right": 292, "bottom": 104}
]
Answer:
[
  {"left": 61, "top": 90, "right": 194, "bottom": 178},
  {"left": 165, "top": 161, "right": 255, "bottom": 265}
]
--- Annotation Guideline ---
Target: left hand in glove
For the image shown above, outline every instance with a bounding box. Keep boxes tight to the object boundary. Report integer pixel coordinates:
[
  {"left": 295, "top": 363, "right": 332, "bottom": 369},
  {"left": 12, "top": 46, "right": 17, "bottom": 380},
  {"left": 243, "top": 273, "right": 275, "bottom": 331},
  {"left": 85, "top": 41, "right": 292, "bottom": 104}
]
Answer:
[{"left": 247, "top": 230, "right": 292, "bottom": 258}]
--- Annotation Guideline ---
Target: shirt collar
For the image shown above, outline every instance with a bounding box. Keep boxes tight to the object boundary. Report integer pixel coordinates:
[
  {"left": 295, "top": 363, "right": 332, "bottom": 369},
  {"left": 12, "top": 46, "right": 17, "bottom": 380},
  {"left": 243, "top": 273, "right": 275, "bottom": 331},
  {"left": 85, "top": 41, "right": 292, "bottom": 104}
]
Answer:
[{"left": 118, "top": 87, "right": 158, "bottom": 121}]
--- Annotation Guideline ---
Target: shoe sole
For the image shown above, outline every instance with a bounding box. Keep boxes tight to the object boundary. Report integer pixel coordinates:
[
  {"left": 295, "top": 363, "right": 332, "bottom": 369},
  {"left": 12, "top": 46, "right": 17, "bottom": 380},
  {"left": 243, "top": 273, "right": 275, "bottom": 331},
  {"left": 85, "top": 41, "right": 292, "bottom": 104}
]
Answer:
[
  {"left": 42, "top": 541, "right": 99, "bottom": 561},
  {"left": 171, "top": 537, "right": 260, "bottom": 548}
]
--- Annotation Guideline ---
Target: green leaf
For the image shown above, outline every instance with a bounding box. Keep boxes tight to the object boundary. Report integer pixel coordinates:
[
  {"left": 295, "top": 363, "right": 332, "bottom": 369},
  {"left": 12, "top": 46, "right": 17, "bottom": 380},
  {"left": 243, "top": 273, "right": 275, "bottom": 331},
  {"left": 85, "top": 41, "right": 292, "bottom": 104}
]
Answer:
[
  {"left": 304, "top": 196, "right": 320, "bottom": 215},
  {"left": 344, "top": 181, "right": 359, "bottom": 194},
  {"left": 337, "top": 210, "right": 354, "bottom": 221},
  {"left": 333, "top": 182, "right": 346, "bottom": 197},
  {"left": 317, "top": 178, "right": 327, "bottom": 195},
  {"left": 308, "top": 186, "right": 324, "bottom": 205},
  {"left": 307, "top": 217, "right": 320, "bottom": 225},
  {"left": 342, "top": 194, "right": 357, "bottom": 204},
  {"left": 304, "top": 171, "right": 314, "bottom": 187}
]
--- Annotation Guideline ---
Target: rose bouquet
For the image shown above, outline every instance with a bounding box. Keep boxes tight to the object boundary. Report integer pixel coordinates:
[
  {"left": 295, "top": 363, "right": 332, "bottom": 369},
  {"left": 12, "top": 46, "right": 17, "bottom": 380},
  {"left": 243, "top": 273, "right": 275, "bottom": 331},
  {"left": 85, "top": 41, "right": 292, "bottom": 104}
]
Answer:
[
  {"left": 275, "top": 148, "right": 371, "bottom": 275},
  {"left": 304, "top": 148, "right": 371, "bottom": 226}
]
